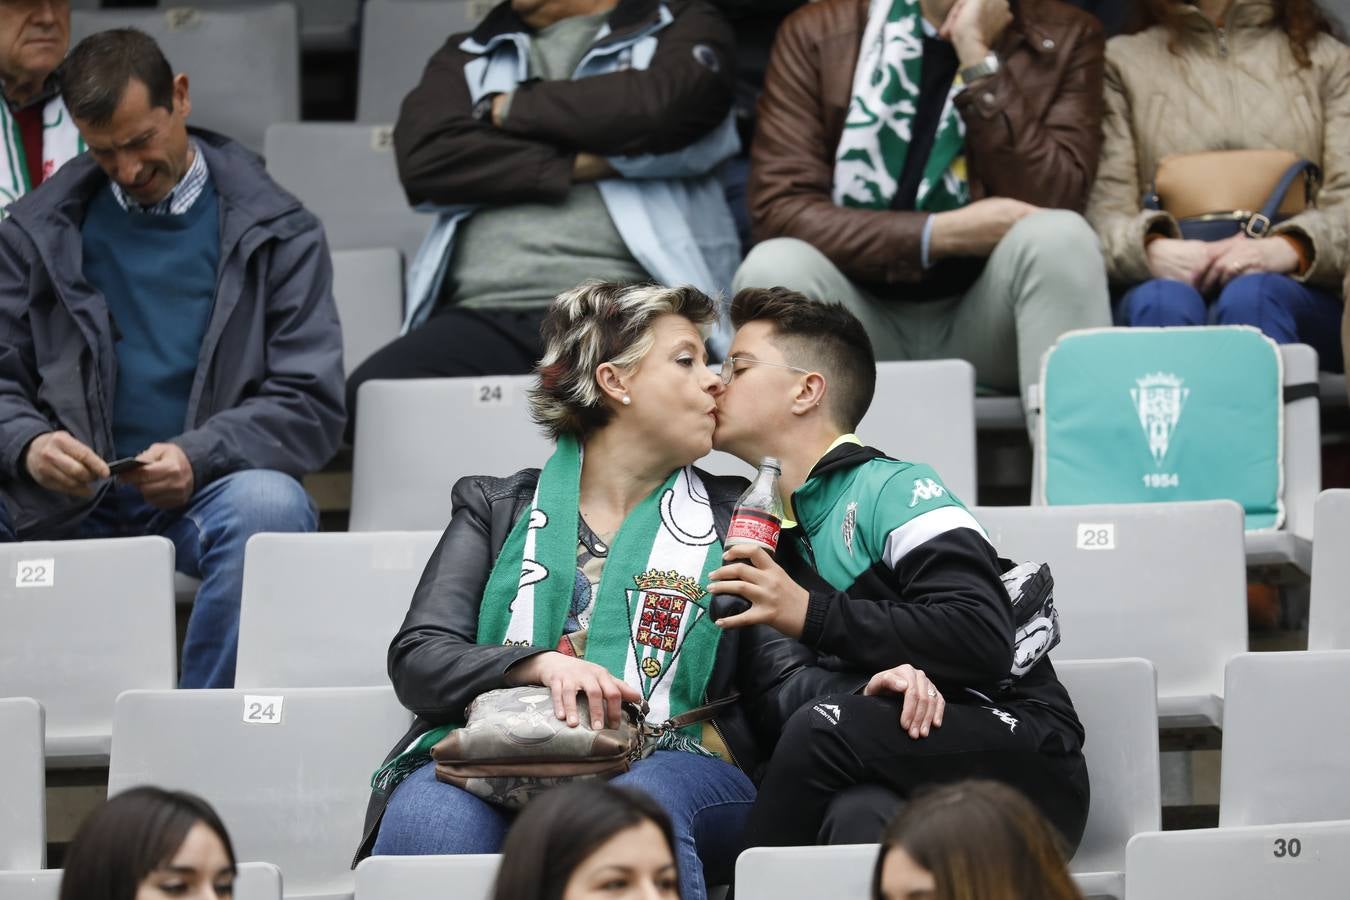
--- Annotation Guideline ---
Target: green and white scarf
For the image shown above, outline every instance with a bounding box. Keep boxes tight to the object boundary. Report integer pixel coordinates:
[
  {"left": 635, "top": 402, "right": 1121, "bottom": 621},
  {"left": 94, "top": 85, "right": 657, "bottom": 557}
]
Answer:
[
  {"left": 374, "top": 434, "right": 725, "bottom": 792},
  {"left": 833, "top": 0, "right": 970, "bottom": 212},
  {"left": 0, "top": 95, "right": 83, "bottom": 213}
]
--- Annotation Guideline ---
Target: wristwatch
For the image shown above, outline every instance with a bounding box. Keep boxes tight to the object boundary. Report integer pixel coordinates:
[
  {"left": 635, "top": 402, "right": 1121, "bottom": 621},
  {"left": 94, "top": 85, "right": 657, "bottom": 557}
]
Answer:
[{"left": 959, "top": 53, "right": 1000, "bottom": 85}]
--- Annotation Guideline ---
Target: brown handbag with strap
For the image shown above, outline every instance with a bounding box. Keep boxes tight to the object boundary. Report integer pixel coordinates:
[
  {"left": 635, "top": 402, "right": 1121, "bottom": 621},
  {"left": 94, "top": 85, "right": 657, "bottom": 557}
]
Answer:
[
  {"left": 430, "top": 685, "right": 739, "bottom": 809},
  {"left": 1144, "top": 149, "right": 1321, "bottom": 240}
]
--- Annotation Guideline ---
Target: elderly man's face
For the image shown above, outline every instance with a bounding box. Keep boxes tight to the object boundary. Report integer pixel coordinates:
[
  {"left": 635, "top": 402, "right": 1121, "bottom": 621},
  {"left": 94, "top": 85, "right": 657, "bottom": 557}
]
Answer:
[{"left": 0, "top": 1, "right": 69, "bottom": 96}]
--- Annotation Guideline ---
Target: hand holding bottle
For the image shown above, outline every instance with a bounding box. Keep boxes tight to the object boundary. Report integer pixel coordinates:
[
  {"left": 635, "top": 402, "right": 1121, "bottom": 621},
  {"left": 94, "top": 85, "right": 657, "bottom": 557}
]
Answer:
[
  {"left": 708, "top": 543, "right": 811, "bottom": 638},
  {"left": 709, "top": 457, "right": 784, "bottom": 621}
]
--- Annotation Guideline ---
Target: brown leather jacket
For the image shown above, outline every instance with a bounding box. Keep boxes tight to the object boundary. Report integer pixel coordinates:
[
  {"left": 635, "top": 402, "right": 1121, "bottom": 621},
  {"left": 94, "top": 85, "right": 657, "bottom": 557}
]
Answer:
[{"left": 749, "top": 0, "right": 1105, "bottom": 286}]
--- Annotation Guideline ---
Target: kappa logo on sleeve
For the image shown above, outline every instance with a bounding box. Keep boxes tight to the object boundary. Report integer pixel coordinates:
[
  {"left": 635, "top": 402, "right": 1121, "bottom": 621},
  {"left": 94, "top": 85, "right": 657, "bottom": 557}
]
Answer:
[
  {"left": 907, "top": 477, "right": 946, "bottom": 508},
  {"left": 812, "top": 703, "right": 842, "bottom": 725}
]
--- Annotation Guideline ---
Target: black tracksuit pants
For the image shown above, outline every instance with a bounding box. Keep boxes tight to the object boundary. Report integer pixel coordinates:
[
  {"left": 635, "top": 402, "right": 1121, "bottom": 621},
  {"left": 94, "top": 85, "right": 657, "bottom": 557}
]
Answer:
[{"left": 747, "top": 692, "right": 1091, "bottom": 851}]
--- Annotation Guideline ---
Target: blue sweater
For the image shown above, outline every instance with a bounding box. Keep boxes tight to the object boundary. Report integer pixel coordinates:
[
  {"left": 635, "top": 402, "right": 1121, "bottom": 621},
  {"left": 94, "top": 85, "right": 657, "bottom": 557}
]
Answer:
[{"left": 82, "top": 180, "right": 220, "bottom": 459}]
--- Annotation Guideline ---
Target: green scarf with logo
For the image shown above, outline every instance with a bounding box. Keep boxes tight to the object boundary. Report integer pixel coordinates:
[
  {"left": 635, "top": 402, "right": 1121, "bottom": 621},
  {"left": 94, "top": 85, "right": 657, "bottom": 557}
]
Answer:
[
  {"left": 373, "top": 434, "right": 725, "bottom": 792},
  {"left": 832, "top": 0, "right": 970, "bottom": 212}
]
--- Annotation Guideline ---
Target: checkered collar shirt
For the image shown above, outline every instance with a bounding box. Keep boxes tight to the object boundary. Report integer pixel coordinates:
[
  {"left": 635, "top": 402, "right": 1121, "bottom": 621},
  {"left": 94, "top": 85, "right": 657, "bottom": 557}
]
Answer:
[{"left": 110, "top": 139, "right": 210, "bottom": 215}]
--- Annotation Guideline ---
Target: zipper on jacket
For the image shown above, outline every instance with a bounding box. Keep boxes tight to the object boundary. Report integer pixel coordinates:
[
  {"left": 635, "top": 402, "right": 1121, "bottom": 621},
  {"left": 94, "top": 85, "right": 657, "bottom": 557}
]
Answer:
[
  {"left": 789, "top": 487, "right": 820, "bottom": 571},
  {"left": 1216, "top": 25, "right": 1228, "bottom": 57},
  {"left": 708, "top": 718, "right": 742, "bottom": 770}
]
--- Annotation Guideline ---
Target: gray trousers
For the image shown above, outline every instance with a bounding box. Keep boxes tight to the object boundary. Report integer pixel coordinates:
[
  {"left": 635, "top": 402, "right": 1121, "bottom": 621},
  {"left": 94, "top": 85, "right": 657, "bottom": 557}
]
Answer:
[{"left": 731, "top": 210, "right": 1111, "bottom": 408}]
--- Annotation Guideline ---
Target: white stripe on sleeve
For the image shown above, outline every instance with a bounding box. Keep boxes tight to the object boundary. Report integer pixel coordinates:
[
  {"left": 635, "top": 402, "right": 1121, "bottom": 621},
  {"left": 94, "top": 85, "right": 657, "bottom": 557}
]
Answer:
[{"left": 883, "top": 505, "right": 990, "bottom": 570}]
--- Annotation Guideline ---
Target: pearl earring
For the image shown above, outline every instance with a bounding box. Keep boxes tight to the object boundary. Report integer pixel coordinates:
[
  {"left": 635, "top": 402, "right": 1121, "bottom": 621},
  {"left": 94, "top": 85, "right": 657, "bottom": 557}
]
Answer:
[{"left": 621, "top": 394, "right": 631, "bottom": 406}]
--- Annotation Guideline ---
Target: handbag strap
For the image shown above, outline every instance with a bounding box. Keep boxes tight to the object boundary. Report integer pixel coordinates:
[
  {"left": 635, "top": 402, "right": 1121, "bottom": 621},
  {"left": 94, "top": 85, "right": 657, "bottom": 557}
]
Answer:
[
  {"left": 658, "top": 693, "right": 741, "bottom": 730},
  {"left": 1247, "top": 159, "right": 1321, "bottom": 237}
]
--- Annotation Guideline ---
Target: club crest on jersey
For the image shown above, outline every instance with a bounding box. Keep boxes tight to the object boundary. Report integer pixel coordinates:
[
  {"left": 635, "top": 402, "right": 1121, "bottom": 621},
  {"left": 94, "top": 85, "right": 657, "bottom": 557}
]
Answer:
[
  {"left": 842, "top": 501, "right": 857, "bottom": 556},
  {"left": 1131, "top": 372, "right": 1188, "bottom": 466},
  {"left": 908, "top": 477, "right": 946, "bottom": 508}
]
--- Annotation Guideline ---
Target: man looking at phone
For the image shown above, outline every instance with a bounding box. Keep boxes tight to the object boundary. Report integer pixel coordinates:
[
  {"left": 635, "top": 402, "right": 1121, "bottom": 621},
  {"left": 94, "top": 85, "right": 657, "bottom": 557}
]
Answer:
[{"left": 0, "top": 30, "right": 344, "bottom": 688}]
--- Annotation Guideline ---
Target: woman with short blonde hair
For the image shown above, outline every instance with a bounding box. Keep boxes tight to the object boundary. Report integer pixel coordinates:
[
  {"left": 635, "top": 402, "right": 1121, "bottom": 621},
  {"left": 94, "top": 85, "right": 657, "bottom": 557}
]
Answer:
[{"left": 356, "top": 281, "right": 856, "bottom": 900}]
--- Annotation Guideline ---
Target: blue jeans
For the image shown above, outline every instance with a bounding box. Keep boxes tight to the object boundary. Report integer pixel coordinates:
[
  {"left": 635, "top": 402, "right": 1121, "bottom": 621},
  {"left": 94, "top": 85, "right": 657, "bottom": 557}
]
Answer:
[
  {"left": 371, "top": 751, "right": 756, "bottom": 900},
  {"left": 0, "top": 469, "right": 316, "bottom": 688},
  {"left": 1117, "top": 274, "right": 1345, "bottom": 372}
]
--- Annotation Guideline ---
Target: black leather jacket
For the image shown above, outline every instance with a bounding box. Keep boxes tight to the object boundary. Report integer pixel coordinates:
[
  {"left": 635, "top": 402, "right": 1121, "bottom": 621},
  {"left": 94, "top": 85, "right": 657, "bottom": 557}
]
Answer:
[{"left": 355, "top": 467, "right": 865, "bottom": 862}]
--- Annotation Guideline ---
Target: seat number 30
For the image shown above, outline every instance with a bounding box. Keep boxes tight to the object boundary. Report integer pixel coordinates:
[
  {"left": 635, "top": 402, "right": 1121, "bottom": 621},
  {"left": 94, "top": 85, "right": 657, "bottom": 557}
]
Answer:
[{"left": 1273, "top": 837, "right": 1302, "bottom": 859}]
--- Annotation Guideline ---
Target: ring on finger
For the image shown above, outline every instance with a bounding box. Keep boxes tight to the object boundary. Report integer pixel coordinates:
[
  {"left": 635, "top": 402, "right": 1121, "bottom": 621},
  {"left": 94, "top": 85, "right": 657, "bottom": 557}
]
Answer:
[{"left": 926, "top": 686, "right": 937, "bottom": 698}]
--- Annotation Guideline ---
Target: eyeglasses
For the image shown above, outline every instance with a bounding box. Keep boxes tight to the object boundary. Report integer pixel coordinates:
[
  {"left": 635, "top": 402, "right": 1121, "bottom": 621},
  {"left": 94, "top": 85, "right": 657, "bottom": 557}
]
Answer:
[{"left": 719, "top": 356, "right": 811, "bottom": 385}]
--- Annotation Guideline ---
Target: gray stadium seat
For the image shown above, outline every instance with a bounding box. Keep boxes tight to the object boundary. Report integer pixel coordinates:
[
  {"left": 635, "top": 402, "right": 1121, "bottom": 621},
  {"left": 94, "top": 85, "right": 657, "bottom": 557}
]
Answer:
[
  {"left": 974, "top": 394, "right": 1025, "bottom": 431},
  {"left": 1244, "top": 343, "right": 1320, "bottom": 571},
  {"left": 1308, "top": 490, "right": 1350, "bottom": 650},
  {"left": 0, "top": 698, "right": 45, "bottom": 870},
  {"left": 350, "top": 376, "right": 551, "bottom": 531},
  {"left": 973, "top": 501, "right": 1246, "bottom": 728},
  {"left": 264, "top": 123, "right": 432, "bottom": 269},
  {"left": 352, "top": 360, "right": 979, "bottom": 531},
  {"left": 733, "top": 844, "right": 1127, "bottom": 900},
  {"left": 158, "top": 0, "right": 360, "bottom": 50},
  {"left": 1125, "top": 820, "right": 1350, "bottom": 900},
  {"left": 70, "top": 4, "right": 300, "bottom": 154},
  {"left": 235, "top": 531, "right": 440, "bottom": 688},
  {"left": 700, "top": 359, "right": 978, "bottom": 504},
  {"left": 735, "top": 845, "right": 878, "bottom": 900},
  {"left": 0, "top": 537, "right": 176, "bottom": 765},
  {"left": 109, "top": 687, "right": 412, "bottom": 900},
  {"left": 353, "top": 854, "right": 499, "bottom": 900},
  {"left": 357, "top": 0, "right": 480, "bottom": 123},
  {"left": 0, "top": 862, "right": 283, "bottom": 900},
  {"left": 330, "top": 247, "right": 404, "bottom": 376},
  {"left": 1030, "top": 343, "right": 1320, "bottom": 573},
  {"left": 1056, "top": 659, "right": 1161, "bottom": 900},
  {"left": 1219, "top": 650, "right": 1350, "bottom": 827}
]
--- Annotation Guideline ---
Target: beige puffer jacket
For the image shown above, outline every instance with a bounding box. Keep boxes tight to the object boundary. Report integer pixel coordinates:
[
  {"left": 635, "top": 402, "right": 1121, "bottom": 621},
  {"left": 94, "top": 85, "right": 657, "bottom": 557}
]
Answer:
[{"left": 1086, "top": 0, "right": 1350, "bottom": 288}]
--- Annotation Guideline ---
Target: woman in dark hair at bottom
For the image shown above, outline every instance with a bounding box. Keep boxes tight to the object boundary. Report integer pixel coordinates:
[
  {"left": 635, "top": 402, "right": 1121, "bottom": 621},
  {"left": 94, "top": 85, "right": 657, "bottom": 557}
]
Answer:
[
  {"left": 493, "top": 784, "right": 680, "bottom": 900},
  {"left": 873, "top": 780, "right": 1083, "bottom": 900},
  {"left": 60, "top": 786, "right": 237, "bottom": 900}
]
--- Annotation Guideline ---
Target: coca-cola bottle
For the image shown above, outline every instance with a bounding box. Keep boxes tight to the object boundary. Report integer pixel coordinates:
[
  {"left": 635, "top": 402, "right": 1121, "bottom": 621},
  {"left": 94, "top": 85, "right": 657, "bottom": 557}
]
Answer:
[{"left": 712, "top": 457, "right": 785, "bottom": 620}]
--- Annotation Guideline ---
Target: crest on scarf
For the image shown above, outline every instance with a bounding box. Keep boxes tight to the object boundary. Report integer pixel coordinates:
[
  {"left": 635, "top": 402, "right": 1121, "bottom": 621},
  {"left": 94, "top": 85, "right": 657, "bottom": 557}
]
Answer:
[
  {"left": 626, "top": 569, "right": 708, "bottom": 697},
  {"left": 1131, "top": 372, "right": 1189, "bottom": 466}
]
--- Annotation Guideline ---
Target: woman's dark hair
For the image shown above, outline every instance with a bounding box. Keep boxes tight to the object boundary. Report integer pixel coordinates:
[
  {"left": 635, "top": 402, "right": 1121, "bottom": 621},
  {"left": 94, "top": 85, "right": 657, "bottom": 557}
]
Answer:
[
  {"left": 871, "top": 781, "right": 1083, "bottom": 900},
  {"left": 59, "top": 787, "right": 236, "bottom": 900},
  {"left": 59, "top": 29, "right": 176, "bottom": 127},
  {"left": 1129, "top": 0, "right": 1336, "bottom": 67},
  {"left": 491, "top": 784, "right": 679, "bottom": 900}
]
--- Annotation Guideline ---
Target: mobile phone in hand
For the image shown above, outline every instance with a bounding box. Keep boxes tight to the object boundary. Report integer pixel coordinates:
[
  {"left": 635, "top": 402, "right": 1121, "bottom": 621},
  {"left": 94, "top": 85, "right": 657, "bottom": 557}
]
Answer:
[{"left": 107, "top": 456, "right": 147, "bottom": 475}]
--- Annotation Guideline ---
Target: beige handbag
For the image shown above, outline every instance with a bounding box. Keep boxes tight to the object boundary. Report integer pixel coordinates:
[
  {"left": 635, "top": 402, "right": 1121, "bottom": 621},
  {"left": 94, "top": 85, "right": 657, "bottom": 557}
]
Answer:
[
  {"left": 1146, "top": 149, "right": 1320, "bottom": 240},
  {"left": 431, "top": 685, "right": 735, "bottom": 809}
]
